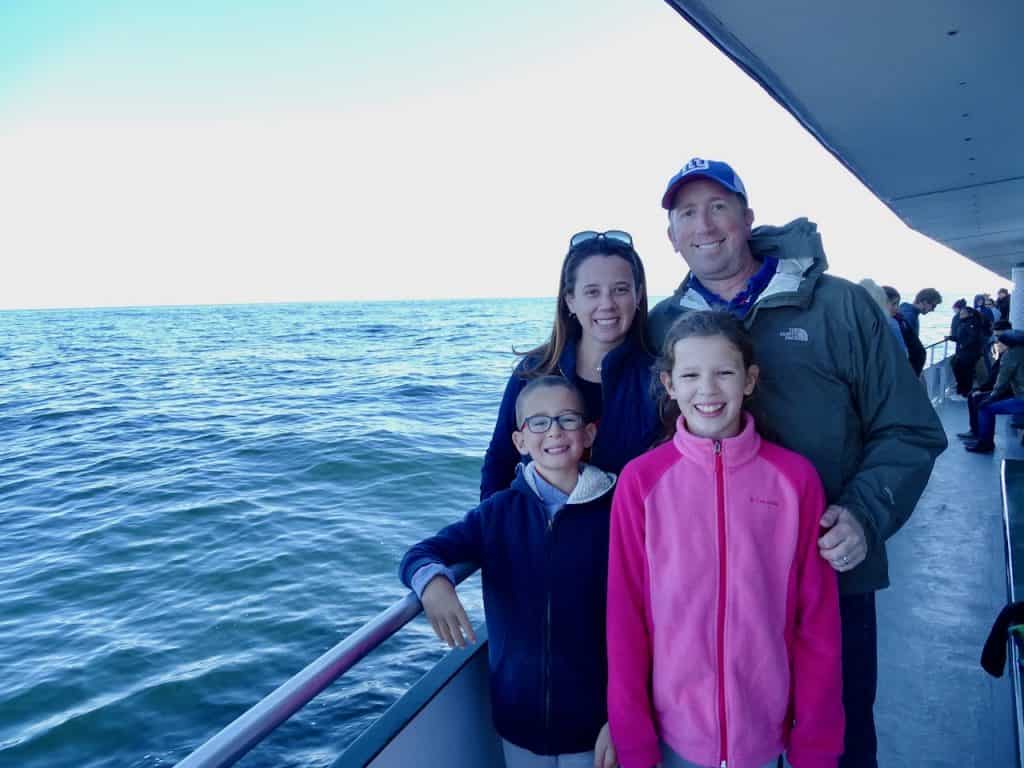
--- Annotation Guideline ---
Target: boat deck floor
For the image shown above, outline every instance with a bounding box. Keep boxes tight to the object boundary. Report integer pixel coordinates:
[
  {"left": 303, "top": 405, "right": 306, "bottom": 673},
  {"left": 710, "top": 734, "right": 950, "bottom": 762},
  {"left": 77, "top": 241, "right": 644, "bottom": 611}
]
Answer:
[{"left": 876, "top": 398, "right": 1016, "bottom": 766}]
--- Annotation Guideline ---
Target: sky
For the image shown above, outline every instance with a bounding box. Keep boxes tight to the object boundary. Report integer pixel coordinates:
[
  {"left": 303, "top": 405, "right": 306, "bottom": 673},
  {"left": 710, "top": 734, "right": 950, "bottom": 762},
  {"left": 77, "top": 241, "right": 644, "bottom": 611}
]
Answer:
[{"left": 0, "top": 0, "right": 1010, "bottom": 311}]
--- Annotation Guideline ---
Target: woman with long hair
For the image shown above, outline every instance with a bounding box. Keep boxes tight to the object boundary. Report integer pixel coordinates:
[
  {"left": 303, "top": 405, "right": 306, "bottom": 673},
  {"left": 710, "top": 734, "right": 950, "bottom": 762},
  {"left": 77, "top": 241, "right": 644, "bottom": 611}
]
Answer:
[{"left": 479, "top": 230, "right": 659, "bottom": 499}]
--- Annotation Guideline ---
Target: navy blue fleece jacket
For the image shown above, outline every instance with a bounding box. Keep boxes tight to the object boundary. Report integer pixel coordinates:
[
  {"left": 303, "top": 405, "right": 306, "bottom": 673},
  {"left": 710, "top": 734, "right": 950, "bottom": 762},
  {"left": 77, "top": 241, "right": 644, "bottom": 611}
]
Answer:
[{"left": 399, "top": 465, "right": 615, "bottom": 755}]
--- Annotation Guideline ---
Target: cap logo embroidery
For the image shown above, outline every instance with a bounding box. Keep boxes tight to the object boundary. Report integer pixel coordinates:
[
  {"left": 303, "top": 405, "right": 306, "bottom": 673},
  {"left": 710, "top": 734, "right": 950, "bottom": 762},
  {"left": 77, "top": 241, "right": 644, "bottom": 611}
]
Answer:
[
  {"left": 780, "top": 327, "right": 809, "bottom": 342},
  {"left": 684, "top": 157, "right": 709, "bottom": 172}
]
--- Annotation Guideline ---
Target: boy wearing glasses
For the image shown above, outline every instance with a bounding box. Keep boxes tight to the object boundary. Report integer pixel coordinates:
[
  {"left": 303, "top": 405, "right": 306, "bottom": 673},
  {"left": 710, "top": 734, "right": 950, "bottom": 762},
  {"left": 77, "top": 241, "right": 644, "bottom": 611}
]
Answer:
[{"left": 400, "top": 376, "right": 618, "bottom": 768}]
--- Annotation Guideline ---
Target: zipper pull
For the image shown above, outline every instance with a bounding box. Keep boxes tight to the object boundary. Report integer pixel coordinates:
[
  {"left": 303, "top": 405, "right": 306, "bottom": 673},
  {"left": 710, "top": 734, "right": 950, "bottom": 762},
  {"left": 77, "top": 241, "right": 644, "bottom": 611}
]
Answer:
[{"left": 714, "top": 440, "right": 722, "bottom": 456}]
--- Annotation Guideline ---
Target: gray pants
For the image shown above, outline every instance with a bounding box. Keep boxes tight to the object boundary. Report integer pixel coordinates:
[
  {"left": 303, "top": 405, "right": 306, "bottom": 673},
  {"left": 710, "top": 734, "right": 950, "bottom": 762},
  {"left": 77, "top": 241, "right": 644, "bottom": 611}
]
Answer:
[
  {"left": 661, "top": 741, "right": 782, "bottom": 768},
  {"left": 501, "top": 738, "right": 595, "bottom": 768}
]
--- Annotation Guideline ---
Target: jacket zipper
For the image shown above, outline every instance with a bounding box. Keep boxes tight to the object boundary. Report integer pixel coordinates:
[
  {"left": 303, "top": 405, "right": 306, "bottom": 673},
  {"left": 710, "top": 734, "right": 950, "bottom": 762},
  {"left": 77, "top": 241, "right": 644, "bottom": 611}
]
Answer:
[
  {"left": 544, "top": 514, "right": 554, "bottom": 743},
  {"left": 714, "top": 440, "right": 728, "bottom": 768}
]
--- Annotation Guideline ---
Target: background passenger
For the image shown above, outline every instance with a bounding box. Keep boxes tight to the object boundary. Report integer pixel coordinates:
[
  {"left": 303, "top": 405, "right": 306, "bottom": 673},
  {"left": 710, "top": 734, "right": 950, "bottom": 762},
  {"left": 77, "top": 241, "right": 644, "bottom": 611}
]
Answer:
[
  {"left": 480, "top": 230, "right": 659, "bottom": 500},
  {"left": 950, "top": 305, "right": 985, "bottom": 397},
  {"left": 997, "top": 288, "right": 1011, "bottom": 322},
  {"left": 858, "top": 279, "right": 906, "bottom": 356},
  {"left": 949, "top": 298, "right": 967, "bottom": 341},
  {"left": 898, "top": 287, "right": 942, "bottom": 339},
  {"left": 963, "top": 327, "right": 1024, "bottom": 454},
  {"left": 885, "top": 285, "right": 925, "bottom": 375},
  {"left": 957, "top": 320, "right": 1013, "bottom": 442}
]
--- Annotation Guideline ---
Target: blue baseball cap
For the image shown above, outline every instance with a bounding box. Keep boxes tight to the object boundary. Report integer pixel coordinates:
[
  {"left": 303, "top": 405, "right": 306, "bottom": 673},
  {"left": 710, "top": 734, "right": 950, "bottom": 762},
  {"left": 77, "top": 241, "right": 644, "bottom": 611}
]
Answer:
[{"left": 661, "top": 158, "right": 748, "bottom": 210}]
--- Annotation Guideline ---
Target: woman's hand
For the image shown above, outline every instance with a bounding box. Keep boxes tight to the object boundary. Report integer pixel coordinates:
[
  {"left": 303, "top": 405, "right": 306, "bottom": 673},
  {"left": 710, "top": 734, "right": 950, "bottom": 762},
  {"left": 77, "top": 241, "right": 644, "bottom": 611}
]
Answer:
[{"left": 420, "top": 576, "right": 476, "bottom": 648}]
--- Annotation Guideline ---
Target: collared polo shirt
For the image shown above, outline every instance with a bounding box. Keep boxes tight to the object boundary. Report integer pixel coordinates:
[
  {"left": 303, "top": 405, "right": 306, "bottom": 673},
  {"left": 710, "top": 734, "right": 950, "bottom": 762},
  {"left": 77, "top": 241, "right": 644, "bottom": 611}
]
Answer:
[{"left": 689, "top": 255, "right": 778, "bottom": 319}]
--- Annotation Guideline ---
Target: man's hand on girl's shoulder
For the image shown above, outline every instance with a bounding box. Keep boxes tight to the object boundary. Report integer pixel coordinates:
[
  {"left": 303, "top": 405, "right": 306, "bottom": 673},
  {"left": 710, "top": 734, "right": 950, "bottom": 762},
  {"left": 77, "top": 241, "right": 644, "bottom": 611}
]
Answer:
[
  {"left": 420, "top": 576, "right": 476, "bottom": 648},
  {"left": 818, "top": 504, "right": 867, "bottom": 572}
]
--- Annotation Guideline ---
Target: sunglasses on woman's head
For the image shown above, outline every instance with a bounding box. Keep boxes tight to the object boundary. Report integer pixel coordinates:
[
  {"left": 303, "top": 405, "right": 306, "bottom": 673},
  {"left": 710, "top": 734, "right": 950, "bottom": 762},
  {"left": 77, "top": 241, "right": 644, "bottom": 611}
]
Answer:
[{"left": 569, "top": 230, "right": 633, "bottom": 249}]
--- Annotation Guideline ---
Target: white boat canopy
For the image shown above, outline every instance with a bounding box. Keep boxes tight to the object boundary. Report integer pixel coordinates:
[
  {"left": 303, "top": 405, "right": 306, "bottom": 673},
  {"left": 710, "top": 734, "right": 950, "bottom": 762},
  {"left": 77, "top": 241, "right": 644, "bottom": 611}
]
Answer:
[{"left": 665, "top": 1, "right": 1024, "bottom": 278}]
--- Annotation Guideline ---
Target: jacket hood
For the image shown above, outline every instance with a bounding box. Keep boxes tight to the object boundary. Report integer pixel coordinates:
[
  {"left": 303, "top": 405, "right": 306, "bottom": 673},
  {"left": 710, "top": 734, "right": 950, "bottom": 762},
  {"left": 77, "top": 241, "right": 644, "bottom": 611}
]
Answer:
[{"left": 518, "top": 461, "right": 616, "bottom": 504}]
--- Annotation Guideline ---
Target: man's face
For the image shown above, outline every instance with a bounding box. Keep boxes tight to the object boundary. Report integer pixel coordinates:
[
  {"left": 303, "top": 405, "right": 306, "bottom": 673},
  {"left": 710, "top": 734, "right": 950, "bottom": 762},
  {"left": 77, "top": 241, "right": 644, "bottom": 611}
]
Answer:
[
  {"left": 666, "top": 179, "right": 755, "bottom": 285},
  {"left": 920, "top": 301, "right": 936, "bottom": 315}
]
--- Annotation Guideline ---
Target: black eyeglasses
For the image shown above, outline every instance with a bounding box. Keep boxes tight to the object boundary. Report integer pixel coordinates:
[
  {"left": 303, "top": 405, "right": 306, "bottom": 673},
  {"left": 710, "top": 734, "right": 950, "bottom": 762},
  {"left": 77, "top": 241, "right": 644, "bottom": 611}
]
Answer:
[
  {"left": 519, "top": 412, "right": 586, "bottom": 434},
  {"left": 569, "top": 230, "right": 633, "bottom": 249}
]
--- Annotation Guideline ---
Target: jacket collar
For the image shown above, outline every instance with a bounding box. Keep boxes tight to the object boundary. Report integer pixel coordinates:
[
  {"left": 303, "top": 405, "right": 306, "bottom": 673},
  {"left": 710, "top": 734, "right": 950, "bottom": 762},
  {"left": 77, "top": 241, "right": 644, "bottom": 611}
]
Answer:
[
  {"left": 516, "top": 461, "right": 616, "bottom": 504},
  {"left": 673, "top": 218, "right": 826, "bottom": 315},
  {"left": 671, "top": 412, "right": 761, "bottom": 468},
  {"left": 557, "top": 333, "right": 642, "bottom": 379}
]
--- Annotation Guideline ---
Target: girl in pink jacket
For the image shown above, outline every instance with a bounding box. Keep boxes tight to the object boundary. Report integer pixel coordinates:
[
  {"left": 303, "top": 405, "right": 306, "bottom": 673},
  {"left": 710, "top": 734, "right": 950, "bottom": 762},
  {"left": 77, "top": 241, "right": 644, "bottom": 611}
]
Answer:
[{"left": 607, "top": 311, "right": 843, "bottom": 768}]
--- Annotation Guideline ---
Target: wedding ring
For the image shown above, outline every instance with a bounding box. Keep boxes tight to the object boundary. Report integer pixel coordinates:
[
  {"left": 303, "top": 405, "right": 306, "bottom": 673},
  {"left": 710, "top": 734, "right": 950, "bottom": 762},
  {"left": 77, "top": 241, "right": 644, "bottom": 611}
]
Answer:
[{"left": 841, "top": 555, "right": 849, "bottom": 565}]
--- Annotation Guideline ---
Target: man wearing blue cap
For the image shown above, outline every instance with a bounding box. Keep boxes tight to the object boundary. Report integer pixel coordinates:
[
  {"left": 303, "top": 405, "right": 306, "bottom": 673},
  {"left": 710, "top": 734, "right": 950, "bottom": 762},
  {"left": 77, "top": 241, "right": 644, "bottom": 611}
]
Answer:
[{"left": 647, "top": 158, "right": 947, "bottom": 768}]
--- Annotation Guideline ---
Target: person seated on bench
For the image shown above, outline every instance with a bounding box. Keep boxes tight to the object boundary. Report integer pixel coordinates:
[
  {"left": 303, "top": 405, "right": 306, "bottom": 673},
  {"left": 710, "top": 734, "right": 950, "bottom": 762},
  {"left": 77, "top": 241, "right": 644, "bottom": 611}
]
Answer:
[
  {"left": 964, "top": 329, "right": 1024, "bottom": 454},
  {"left": 958, "top": 320, "right": 1012, "bottom": 442}
]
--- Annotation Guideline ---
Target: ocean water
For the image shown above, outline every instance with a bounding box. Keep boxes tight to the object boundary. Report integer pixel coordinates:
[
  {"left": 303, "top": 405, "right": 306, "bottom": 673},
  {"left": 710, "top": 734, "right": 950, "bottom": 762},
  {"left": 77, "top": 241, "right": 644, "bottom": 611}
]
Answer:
[
  {"left": 0, "top": 295, "right": 957, "bottom": 768},
  {"left": 0, "top": 299, "right": 553, "bottom": 768}
]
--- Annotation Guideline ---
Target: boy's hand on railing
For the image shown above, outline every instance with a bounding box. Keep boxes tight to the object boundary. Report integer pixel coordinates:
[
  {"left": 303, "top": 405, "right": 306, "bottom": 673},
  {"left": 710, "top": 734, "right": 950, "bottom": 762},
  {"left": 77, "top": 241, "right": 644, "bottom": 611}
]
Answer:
[
  {"left": 593, "top": 722, "right": 618, "bottom": 767},
  {"left": 420, "top": 576, "right": 477, "bottom": 648}
]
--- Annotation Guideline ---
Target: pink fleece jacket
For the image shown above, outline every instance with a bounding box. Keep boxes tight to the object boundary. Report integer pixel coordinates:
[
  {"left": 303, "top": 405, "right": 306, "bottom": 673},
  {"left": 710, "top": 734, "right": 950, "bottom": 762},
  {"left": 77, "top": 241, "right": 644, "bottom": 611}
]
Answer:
[{"left": 607, "top": 414, "right": 843, "bottom": 768}]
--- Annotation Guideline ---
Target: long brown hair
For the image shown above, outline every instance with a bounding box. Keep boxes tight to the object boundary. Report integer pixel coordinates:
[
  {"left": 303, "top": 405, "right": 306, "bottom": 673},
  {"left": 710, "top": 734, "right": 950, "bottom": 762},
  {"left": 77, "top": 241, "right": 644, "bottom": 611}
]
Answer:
[
  {"left": 653, "top": 311, "right": 755, "bottom": 440},
  {"left": 518, "top": 237, "right": 650, "bottom": 378}
]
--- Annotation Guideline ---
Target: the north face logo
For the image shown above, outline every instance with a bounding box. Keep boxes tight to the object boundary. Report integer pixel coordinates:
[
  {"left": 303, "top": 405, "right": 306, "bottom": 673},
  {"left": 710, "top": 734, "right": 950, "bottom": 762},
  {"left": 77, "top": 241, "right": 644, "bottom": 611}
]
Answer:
[{"left": 779, "top": 327, "right": 809, "bottom": 342}]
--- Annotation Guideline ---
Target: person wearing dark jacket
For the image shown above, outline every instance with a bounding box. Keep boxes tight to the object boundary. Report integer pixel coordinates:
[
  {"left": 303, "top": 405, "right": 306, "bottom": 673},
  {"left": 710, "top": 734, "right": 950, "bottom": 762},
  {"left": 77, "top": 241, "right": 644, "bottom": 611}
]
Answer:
[
  {"left": 964, "top": 337, "right": 1024, "bottom": 453},
  {"left": 885, "top": 286, "right": 925, "bottom": 375},
  {"left": 950, "top": 306, "right": 985, "bottom": 396},
  {"left": 401, "top": 377, "right": 617, "bottom": 766},
  {"left": 480, "top": 230, "right": 659, "bottom": 500},
  {"left": 957, "top": 322, "right": 1014, "bottom": 439},
  {"left": 898, "top": 287, "right": 942, "bottom": 340},
  {"left": 949, "top": 298, "right": 967, "bottom": 340},
  {"left": 649, "top": 157, "right": 947, "bottom": 768},
  {"left": 997, "top": 288, "right": 1011, "bottom": 322}
]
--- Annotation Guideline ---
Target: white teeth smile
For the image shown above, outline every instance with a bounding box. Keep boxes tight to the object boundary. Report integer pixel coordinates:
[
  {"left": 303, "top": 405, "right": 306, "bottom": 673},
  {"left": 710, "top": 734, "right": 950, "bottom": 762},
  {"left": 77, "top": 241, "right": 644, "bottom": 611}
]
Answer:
[
  {"left": 694, "top": 239, "right": 725, "bottom": 249},
  {"left": 545, "top": 445, "right": 569, "bottom": 454},
  {"left": 593, "top": 318, "right": 618, "bottom": 325},
  {"left": 694, "top": 403, "right": 725, "bottom": 415}
]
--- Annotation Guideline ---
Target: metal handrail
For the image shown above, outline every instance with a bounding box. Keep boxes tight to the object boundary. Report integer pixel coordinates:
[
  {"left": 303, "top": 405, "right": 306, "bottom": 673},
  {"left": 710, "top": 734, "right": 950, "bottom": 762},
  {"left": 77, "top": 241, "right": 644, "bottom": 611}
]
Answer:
[
  {"left": 175, "top": 562, "right": 479, "bottom": 768},
  {"left": 924, "top": 337, "right": 951, "bottom": 367},
  {"left": 921, "top": 339, "right": 954, "bottom": 406}
]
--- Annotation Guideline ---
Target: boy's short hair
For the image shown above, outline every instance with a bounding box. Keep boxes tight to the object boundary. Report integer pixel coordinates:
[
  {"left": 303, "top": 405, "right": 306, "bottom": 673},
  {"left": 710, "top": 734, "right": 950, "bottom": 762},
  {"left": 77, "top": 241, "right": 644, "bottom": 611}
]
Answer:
[
  {"left": 914, "top": 288, "right": 943, "bottom": 306},
  {"left": 514, "top": 376, "right": 586, "bottom": 426}
]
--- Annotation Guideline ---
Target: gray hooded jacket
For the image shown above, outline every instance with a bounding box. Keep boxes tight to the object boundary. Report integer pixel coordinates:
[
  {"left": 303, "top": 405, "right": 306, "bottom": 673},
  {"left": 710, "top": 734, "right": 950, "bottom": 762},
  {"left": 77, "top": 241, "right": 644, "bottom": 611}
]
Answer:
[{"left": 649, "top": 218, "right": 948, "bottom": 595}]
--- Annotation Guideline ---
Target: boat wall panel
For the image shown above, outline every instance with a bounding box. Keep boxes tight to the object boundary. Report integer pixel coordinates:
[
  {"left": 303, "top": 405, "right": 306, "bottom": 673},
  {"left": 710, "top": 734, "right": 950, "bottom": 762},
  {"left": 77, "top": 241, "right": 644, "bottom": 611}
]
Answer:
[
  {"left": 335, "top": 630, "right": 503, "bottom": 768},
  {"left": 367, "top": 649, "right": 500, "bottom": 768}
]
